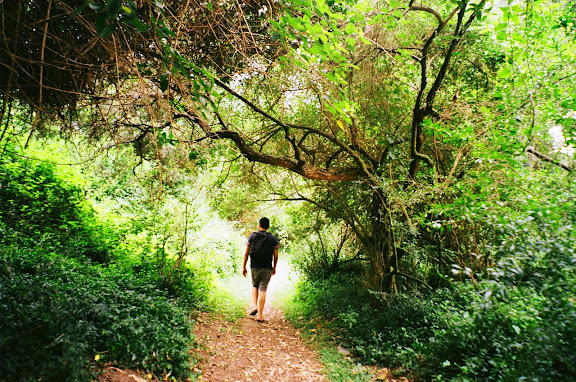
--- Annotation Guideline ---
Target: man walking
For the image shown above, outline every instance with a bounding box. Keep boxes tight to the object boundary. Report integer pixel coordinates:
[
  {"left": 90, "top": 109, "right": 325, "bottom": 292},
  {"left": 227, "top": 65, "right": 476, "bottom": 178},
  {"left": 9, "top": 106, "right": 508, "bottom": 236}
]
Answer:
[{"left": 242, "top": 217, "right": 279, "bottom": 322}]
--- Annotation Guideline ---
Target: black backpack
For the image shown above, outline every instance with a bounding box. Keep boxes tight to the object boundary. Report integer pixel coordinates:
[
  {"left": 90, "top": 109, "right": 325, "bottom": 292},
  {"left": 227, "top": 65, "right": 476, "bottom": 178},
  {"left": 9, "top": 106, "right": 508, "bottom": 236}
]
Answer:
[{"left": 249, "top": 231, "right": 269, "bottom": 263}]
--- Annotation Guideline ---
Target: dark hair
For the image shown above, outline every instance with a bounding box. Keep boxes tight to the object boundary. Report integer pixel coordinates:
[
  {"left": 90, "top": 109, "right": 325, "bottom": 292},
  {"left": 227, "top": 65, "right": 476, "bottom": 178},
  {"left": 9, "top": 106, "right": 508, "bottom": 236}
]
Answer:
[{"left": 259, "top": 217, "right": 270, "bottom": 229}]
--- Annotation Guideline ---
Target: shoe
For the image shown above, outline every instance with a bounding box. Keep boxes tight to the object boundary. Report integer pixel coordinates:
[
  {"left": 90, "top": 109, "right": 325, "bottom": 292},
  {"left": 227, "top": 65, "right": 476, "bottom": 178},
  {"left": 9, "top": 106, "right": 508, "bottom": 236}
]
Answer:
[{"left": 249, "top": 309, "right": 258, "bottom": 316}]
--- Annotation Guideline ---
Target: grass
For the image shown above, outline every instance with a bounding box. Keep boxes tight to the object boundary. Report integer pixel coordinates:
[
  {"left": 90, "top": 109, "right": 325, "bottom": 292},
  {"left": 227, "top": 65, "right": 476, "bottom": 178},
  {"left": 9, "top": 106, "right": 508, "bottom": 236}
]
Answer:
[
  {"left": 207, "top": 273, "right": 252, "bottom": 321},
  {"left": 318, "top": 347, "right": 375, "bottom": 382}
]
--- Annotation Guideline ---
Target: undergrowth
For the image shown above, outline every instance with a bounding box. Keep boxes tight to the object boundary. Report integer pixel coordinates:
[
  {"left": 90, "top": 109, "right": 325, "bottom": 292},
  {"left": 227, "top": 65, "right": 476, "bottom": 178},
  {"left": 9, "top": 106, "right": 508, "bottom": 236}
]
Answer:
[
  {"left": 280, "top": 276, "right": 374, "bottom": 382},
  {"left": 0, "top": 246, "right": 198, "bottom": 381},
  {"left": 289, "top": 246, "right": 576, "bottom": 381},
  {"left": 0, "top": 149, "right": 211, "bottom": 381}
]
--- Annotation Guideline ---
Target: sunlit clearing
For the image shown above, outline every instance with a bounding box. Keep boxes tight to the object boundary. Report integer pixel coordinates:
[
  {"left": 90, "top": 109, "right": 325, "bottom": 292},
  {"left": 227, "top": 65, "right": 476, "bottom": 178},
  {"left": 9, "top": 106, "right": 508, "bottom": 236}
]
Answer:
[{"left": 214, "top": 256, "right": 298, "bottom": 317}]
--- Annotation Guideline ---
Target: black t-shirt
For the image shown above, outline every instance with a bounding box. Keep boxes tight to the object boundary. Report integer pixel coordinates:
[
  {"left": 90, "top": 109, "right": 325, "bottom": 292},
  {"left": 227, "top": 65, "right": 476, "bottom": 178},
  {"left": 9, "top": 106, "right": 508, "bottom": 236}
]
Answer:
[{"left": 247, "top": 230, "right": 279, "bottom": 269}]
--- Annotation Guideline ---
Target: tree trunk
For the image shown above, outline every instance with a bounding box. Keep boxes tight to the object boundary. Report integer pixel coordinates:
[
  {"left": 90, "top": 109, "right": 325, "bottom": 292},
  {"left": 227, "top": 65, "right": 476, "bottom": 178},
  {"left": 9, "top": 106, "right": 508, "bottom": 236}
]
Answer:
[{"left": 364, "top": 190, "right": 397, "bottom": 292}]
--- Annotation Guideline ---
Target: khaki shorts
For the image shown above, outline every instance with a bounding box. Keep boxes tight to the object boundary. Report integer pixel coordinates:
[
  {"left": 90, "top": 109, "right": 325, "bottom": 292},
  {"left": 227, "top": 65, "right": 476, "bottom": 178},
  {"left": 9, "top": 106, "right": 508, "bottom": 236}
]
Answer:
[{"left": 251, "top": 268, "right": 273, "bottom": 291}]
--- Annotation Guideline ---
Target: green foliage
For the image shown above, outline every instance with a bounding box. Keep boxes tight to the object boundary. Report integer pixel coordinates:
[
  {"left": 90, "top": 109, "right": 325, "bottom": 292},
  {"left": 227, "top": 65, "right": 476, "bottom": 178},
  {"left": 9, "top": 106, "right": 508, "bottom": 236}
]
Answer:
[
  {"left": 287, "top": 178, "right": 576, "bottom": 381},
  {"left": 0, "top": 246, "right": 196, "bottom": 381},
  {"left": 285, "top": 274, "right": 455, "bottom": 368},
  {"left": 288, "top": 210, "right": 362, "bottom": 280},
  {"left": 84, "top": 143, "right": 244, "bottom": 281},
  {"left": 0, "top": 148, "right": 117, "bottom": 263},
  {"left": 4, "top": 0, "right": 576, "bottom": 381},
  {"left": 318, "top": 345, "right": 374, "bottom": 382},
  {"left": 0, "top": 143, "right": 221, "bottom": 381},
  {"left": 120, "top": 248, "right": 212, "bottom": 309},
  {"left": 270, "top": 0, "right": 370, "bottom": 97},
  {"left": 424, "top": 207, "right": 576, "bottom": 381},
  {"left": 489, "top": 0, "right": 576, "bottom": 151},
  {"left": 81, "top": 0, "right": 149, "bottom": 37}
]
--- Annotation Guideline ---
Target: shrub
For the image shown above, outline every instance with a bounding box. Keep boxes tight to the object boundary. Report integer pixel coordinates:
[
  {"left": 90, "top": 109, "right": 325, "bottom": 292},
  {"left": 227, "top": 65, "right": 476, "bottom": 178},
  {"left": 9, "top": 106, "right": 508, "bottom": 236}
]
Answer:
[
  {"left": 285, "top": 273, "right": 458, "bottom": 368},
  {"left": 0, "top": 151, "right": 117, "bottom": 262},
  {"left": 0, "top": 149, "right": 219, "bottom": 381},
  {"left": 424, "top": 208, "right": 576, "bottom": 381},
  {"left": 0, "top": 247, "right": 197, "bottom": 381},
  {"left": 286, "top": 215, "right": 576, "bottom": 381}
]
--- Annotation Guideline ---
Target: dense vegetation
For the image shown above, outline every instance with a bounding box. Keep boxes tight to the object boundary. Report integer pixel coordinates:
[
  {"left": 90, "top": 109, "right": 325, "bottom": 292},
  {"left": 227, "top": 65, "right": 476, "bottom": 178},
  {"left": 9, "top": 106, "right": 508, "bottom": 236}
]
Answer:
[
  {"left": 1, "top": 0, "right": 575, "bottom": 380},
  {"left": 0, "top": 145, "right": 238, "bottom": 380},
  {"left": 286, "top": 171, "right": 576, "bottom": 380}
]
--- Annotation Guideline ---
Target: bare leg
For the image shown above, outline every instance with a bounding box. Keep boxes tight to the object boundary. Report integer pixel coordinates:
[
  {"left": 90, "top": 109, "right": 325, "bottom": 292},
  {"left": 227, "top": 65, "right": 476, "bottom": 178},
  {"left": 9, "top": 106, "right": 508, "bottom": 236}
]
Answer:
[
  {"left": 257, "top": 290, "right": 266, "bottom": 321},
  {"left": 252, "top": 287, "right": 259, "bottom": 311}
]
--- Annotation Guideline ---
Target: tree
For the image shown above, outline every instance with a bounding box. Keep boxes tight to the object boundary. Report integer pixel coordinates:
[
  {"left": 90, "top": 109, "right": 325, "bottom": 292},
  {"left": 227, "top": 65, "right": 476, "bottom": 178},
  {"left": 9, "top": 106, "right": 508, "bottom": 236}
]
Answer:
[
  {"left": 180, "top": 0, "right": 490, "bottom": 290},
  {"left": 1, "top": 0, "right": 493, "bottom": 291},
  {"left": 19, "top": 0, "right": 576, "bottom": 292}
]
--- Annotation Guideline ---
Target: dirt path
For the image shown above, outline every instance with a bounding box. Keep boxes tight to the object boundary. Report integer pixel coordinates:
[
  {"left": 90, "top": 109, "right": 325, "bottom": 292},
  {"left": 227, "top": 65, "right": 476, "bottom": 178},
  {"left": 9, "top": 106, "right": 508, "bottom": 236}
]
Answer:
[
  {"left": 194, "top": 305, "right": 326, "bottom": 381},
  {"left": 98, "top": 258, "right": 402, "bottom": 382},
  {"left": 98, "top": 304, "right": 327, "bottom": 382},
  {"left": 193, "top": 257, "right": 330, "bottom": 381}
]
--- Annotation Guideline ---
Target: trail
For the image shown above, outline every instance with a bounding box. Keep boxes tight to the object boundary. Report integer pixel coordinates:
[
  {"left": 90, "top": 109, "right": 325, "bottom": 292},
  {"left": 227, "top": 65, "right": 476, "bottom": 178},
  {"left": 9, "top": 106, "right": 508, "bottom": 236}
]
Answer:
[
  {"left": 194, "top": 258, "right": 326, "bottom": 381},
  {"left": 98, "top": 259, "right": 399, "bottom": 382}
]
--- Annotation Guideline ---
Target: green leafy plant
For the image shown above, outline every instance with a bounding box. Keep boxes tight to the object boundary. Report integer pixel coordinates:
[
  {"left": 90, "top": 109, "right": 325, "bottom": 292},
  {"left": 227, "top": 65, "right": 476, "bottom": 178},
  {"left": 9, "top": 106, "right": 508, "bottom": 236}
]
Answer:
[
  {"left": 0, "top": 149, "right": 117, "bottom": 263},
  {"left": 0, "top": 247, "right": 197, "bottom": 381}
]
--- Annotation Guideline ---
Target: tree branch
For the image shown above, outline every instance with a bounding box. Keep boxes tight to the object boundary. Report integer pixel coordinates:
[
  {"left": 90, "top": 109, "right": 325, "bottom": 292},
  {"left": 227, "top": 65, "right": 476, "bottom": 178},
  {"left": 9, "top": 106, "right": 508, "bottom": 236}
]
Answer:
[
  {"left": 181, "top": 109, "right": 366, "bottom": 180},
  {"left": 211, "top": 78, "right": 380, "bottom": 181},
  {"left": 409, "top": 4, "right": 444, "bottom": 25},
  {"left": 408, "top": 1, "right": 481, "bottom": 179},
  {"left": 525, "top": 147, "right": 573, "bottom": 172}
]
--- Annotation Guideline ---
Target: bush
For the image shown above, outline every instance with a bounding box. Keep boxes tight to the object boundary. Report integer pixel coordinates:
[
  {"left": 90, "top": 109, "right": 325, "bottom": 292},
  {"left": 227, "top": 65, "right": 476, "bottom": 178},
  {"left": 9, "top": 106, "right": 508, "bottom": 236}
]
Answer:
[
  {"left": 0, "top": 149, "right": 212, "bottom": 381},
  {"left": 424, "top": 208, "right": 576, "bottom": 381},
  {"left": 285, "top": 202, "right": 576, "bottom": 381},
  {"left": 123, "top": 251, "right": 213, "bottom": 309},
  {"left": 0, "top": 151, "right": 117, "bottom": 262},
  {"left": 285, "top": 273, "right": 458, "bottom": 368},
  {"left": 0, "top": 247, "right": 197, "bottom": 381}
]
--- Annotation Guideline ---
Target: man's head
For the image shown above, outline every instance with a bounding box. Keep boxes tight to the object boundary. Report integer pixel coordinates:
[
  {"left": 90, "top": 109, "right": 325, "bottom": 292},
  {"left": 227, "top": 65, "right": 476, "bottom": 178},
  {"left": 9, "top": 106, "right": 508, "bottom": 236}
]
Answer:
[{"left": 259, "top": 217, "right": 270, "bottom": 230}]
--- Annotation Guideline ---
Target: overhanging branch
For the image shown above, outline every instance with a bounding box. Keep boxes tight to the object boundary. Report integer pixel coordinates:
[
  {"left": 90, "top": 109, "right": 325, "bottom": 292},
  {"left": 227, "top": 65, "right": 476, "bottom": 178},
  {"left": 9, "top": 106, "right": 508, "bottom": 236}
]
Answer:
[
  {"left": 181, "top": 109, "right": 366, "bottom": 181},
  {"left": 526, "top": 147, "right": 573, "bottom": 172}
]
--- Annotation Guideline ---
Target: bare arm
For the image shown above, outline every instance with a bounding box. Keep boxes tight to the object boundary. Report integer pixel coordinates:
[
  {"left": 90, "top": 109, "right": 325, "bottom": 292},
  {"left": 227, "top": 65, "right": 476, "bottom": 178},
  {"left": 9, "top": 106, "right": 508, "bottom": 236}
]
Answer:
[
  {"left": 242, "top": 245, "right": 250, "bottom": 277},
  {"left": 272, "top": 247, "right": 279, "bottom": 275}
]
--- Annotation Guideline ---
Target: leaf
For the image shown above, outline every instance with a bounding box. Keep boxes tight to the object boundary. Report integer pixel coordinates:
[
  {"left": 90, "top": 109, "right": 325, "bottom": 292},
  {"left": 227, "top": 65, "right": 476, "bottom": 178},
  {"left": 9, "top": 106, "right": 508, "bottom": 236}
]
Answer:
[
  {"left": 98, "top": 24, "right": 116, "bottom": 37},
  {"left": 336, "top": 120, "right": 345, "bottom": 130},
  {"left": 560, "top": 98, "right": 576, "bottom": 110},
  {"left": 359, "top": 35, "right": 371, "bottom": 45},
  {"left": 286, "top": 16, "right": 304, "bottom": 31},
  {"left": 511, "top": 33, "right": 524, "bottom": 42},
  {"left": 345, "top": 37, "right": 356, "bottom": 50},
  {"left": 126, "top": 17, "right": 149, "bottom": 33},
  {"left": 106, "top": 0, "right": 122, "bottom": 20},
  {"left": 88, "top": 2, "right": 104, "bottom": 12},
  {"left": 494, "top": 22, "right": 508, "bottom": 31},
  {"left": 496, "top": 30, "right": 508, "bottom": 41},
  {"left": 159, "top": 74, "right": 169, "bottom": 92},
  {"left": 497, "top": 67, "right": 513, "bottom": 79},
  {"left": 71, "top": 3, "right": 88, "bottom": 17},
  {"left": 344, "top": 23, "right": 357, "bottom": 35}
]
